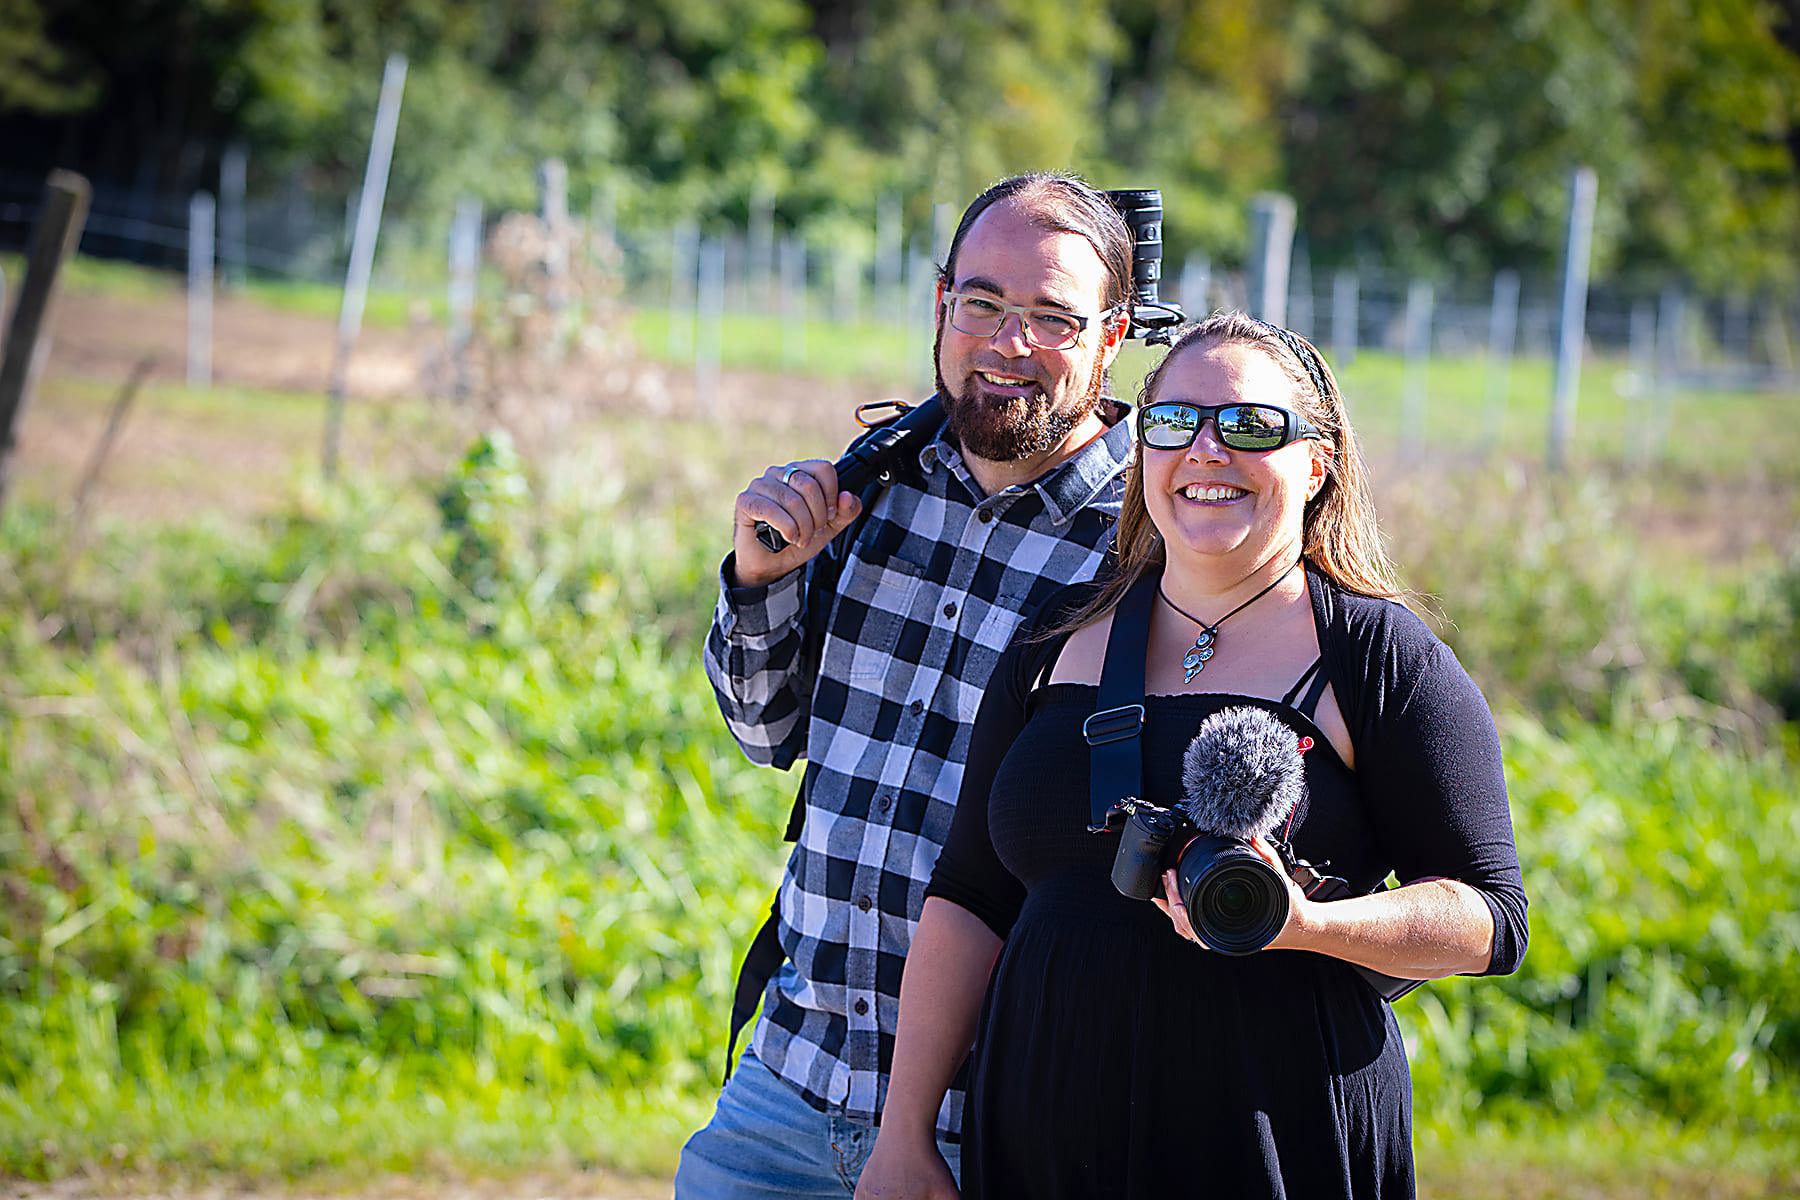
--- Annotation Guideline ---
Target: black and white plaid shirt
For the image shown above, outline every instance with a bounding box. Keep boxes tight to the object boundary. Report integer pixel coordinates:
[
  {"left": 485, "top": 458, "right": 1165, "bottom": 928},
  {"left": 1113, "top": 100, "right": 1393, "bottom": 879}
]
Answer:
[{"left": 704, "top": 413, "right": 1132, "bottom": 1136}]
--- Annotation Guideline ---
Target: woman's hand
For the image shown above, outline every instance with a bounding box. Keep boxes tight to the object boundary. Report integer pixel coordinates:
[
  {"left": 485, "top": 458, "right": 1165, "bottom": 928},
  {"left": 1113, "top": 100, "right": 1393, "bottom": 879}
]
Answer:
[
  {"left": 855, "top": 1132, "right": 959, "bottom": 1200},
  {"left": 861, "top": 898, "right": 997, "bottom": 1200},
  {"left": 1150, "top": 836, "right": 1307, "bottom": 950},
  {"left": 1153, "top": 839, "right": 1497, "bottom": 977}
]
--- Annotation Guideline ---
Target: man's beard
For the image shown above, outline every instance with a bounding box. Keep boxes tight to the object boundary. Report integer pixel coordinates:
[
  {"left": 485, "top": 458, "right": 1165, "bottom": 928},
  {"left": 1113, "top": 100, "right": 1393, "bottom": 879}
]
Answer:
[{"left": 935, "top": 329, "right": 1108, "bottom": 464}]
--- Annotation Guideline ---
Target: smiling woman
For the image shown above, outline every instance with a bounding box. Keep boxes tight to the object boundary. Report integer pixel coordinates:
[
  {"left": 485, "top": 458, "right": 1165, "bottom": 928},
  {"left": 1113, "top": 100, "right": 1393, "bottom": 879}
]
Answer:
[
  {"left": 862, "top": 311, "right": 1528, "bottom": 1200},
  {"left": 1140, "top": 341, "right": 1331, "bottom": 585}
]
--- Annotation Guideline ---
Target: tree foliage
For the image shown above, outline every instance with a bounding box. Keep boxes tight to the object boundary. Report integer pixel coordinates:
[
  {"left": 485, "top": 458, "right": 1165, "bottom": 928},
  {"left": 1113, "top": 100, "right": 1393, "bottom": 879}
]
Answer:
[
  {"left": 1286, "top": 0, "right": 1800, "bottom": 286},
  {"left": 3, "top": 0, "right": 1799, "bottom": 284}
]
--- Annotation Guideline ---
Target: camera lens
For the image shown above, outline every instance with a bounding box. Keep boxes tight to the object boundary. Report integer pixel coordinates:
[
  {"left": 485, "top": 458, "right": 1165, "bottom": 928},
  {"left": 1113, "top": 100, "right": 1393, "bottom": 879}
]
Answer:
[
  {"left": 1213, "top": 878, "right": 1257, "bottom": 921},
  {"left": 1104, "top": 188, "right": 1163, "bottom": 306},
  {"left": 1174, "top": 835, "right": 1290, "bottom": 955}
]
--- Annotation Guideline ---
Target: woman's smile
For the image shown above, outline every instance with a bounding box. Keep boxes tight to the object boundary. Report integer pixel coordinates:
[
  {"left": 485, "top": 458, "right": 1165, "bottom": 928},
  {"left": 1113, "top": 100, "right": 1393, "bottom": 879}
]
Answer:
[
  {"left": 1142, "top": 341, "right": 1326, "bottom": 568},
  {"left": 1177, "top": 482, "right": 1250, "bottom": 504}
]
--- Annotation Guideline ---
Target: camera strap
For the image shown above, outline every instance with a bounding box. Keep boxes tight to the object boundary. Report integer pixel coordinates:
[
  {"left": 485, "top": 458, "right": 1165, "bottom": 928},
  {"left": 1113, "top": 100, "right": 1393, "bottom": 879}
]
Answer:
[
  {"left": 1086, "top": 567, "right": 1425, "bottom": 1005},
  {"left": 1085, "top": 571, "right": 1159, "bottom": 832}
]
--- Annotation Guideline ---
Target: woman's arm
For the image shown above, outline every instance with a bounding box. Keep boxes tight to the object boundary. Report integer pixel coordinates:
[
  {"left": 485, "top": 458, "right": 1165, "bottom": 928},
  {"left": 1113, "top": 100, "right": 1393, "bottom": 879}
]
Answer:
[
  {"left": 856, "top": 898, "right": 1003, "bottom": 1200},
  {"left": 1156, "top": 857, "right": 1494, "bottom": 978},
  {"left": 1275, "top": 874, "right": 1494, "bottom": 977}
]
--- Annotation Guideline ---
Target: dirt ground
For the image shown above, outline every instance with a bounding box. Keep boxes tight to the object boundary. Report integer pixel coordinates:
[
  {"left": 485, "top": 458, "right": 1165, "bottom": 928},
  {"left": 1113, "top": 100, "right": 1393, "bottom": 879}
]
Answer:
[{"left": 7, "top": 274, "right": 892, "bottom": 529}]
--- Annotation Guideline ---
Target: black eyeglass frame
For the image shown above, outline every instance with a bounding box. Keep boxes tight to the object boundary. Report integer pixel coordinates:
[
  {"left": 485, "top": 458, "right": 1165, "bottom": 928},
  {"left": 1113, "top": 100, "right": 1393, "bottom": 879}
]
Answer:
[
  {"left": 940, "top": 290, "right": 1119, "bottom": 351},
  {"left": 1137, "top": 400, "right": 1324, "bottom": 453}
]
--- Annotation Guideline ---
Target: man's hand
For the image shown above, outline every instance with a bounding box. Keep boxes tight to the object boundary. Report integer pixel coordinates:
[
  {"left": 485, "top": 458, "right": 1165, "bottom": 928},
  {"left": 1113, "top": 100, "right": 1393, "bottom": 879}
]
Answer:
[
  {"left": 854, "top": 1131, "right": 959, "bottom": 1200},
  {"left": 731, "top": 459, "right": 862, "bottom": 588}
]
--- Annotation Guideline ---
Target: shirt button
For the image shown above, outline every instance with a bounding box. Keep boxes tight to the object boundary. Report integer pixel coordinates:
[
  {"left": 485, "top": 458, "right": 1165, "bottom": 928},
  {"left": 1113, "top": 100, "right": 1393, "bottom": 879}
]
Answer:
[
  {"left": 977, "top": 509, "right": 995, "bottom": 523},
  {"left": 909, "top": 699, "right": 924, "bottom": 716},
  {"left": 943, "top": 601, "right": 957, "bottom": 619},
  {"left": 854, "top": 998, "right": 869, "bottom": 1015},
  {"left": 877, "top": 794, "right": 892, "bottom": 813},
  {"left": 858, "top": 895, "right": 872, "bottom": 912}
]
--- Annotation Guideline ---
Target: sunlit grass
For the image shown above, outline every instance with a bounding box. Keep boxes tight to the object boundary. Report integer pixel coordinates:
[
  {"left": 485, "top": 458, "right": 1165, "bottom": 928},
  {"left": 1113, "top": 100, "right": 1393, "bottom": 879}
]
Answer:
[{"left": 3, "top": 251, "right": 1798, "bottom": 1196}]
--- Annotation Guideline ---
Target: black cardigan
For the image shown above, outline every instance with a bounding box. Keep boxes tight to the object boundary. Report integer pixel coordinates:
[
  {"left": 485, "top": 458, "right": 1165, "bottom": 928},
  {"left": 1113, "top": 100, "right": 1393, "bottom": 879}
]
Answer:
[{"left": 927, "top": 563, "right": 1529, "bottom": 978}]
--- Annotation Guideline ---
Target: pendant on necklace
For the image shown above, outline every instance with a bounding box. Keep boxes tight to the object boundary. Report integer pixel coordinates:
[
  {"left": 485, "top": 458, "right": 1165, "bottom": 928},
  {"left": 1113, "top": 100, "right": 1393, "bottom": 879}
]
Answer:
[{"left": 1183, "top": 627, "right": 1218, "bottom": 683}]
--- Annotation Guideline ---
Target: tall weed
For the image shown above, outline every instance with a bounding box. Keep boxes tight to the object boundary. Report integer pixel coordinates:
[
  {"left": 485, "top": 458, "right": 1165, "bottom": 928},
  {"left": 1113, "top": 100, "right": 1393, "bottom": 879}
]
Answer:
[{"left": 1386, "top": 467, "right": 1800, "bottom": 731}]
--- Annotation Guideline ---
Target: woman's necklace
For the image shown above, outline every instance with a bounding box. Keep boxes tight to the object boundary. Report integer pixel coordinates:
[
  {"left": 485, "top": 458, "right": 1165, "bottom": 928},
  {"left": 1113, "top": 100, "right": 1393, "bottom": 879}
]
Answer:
[{"left": 1159, "top": 559, "right": 1303, "bottom": 683}]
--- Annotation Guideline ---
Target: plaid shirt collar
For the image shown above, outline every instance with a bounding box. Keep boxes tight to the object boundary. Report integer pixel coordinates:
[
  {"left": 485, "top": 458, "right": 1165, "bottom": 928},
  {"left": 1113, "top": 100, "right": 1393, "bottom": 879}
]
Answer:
[{"left": 918, "top": 399, "right": 1134, "bottom": 526}]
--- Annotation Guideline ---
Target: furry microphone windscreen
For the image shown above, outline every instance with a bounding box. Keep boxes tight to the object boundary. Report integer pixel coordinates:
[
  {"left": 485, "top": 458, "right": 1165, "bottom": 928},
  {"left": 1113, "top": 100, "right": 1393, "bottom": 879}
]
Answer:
[{"left": 1179, "top": 706, "right": 1307, "bottom": 841}]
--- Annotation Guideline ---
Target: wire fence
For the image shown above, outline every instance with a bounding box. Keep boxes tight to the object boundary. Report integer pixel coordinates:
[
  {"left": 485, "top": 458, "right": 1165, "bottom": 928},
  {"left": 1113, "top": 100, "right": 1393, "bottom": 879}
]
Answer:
[{"left": 4, "top": 164, "right": 1797, "bottom": 421}]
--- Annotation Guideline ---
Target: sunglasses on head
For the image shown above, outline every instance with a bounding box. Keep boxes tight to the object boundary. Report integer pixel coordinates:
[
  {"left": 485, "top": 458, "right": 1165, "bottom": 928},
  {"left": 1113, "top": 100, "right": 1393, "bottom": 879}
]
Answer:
[{"left": 1137, "top": 401, "right": 1323, "bottom": 453}]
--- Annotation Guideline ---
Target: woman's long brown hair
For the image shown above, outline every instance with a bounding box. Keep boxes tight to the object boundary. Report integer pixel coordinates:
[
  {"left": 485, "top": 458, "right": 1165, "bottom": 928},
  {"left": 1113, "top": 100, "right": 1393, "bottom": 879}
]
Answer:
[{"left": 1049, "top": 312, "right": 1406, "bottom": 638}]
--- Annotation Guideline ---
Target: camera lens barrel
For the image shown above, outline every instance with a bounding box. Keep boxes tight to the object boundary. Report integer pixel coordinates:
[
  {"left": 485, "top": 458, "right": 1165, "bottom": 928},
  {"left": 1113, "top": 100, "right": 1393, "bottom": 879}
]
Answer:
[
  {"left": 1105, "top": 188, "right": 1164, "bottom": 307},
  {"left": 1175, "top": 835, "right": 1291, "bottom": 955}
]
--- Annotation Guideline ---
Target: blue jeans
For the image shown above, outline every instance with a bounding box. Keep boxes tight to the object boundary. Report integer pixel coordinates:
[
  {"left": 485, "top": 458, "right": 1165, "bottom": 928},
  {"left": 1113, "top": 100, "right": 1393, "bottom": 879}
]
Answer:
[{"left": 674, "top": 1052, "right": 962, "bottom": 1198}]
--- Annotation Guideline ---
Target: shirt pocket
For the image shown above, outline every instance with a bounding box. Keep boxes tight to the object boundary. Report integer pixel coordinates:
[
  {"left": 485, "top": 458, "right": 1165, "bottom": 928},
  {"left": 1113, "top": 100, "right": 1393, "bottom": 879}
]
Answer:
[
  {"left": 828, "top": 548, "right": 927, "bottom": 683},
  {"left": 972, "top": 590, "right": 1032, "bottom": 655}
]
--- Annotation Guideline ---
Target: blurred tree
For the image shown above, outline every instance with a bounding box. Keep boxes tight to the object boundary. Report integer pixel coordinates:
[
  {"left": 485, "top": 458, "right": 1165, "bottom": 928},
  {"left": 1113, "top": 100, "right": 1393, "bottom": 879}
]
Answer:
[
  {"left": 787, "top": 0, "right": 1116, "bottom": 235},
  {"left": 2, "top": 0, "right": 1797, "bottom": 286},
  {"left": 0, "top": 0, "right": 98, "bottom": 113},
  {"left": 1095, "top": 0, "right": 1300, "bottom": 259},
  {"left": 1619, "top": 0, "right": 1800, "bottom": 290},
  {"left": 1284, "top": 0, "right": 1800, "bottom": 286}
]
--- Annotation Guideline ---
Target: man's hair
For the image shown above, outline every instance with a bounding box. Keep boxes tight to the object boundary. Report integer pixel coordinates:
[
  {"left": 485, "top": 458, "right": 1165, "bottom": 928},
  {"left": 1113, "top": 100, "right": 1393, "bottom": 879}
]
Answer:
[{"left": 939, "top": 173, "right": 1135, "bottom": 314}]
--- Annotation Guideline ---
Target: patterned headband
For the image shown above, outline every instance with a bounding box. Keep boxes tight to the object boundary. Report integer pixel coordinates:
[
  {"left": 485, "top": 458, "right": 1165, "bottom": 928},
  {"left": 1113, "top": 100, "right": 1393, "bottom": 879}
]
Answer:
[{"left": 1256, "top": 320, "right": 1334, "bottom": 409}]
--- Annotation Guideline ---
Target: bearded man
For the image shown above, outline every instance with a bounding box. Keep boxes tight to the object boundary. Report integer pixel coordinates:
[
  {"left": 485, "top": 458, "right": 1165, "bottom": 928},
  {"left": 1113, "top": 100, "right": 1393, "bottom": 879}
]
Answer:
[{"left": 680, "top": 173, "right": 1136, "bottom": 1199}]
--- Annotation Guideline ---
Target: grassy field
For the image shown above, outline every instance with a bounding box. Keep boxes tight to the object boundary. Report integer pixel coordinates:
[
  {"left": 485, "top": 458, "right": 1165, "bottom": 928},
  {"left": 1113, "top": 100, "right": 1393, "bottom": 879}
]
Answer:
[{"left": 3, "top": 259, "right": 1798, "bottom": 1195}]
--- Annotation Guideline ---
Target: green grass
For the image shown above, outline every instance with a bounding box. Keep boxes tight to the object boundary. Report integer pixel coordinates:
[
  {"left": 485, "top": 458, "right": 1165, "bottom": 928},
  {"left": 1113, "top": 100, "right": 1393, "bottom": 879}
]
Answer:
[
  {"left": 238, "top": 272, "right": 433, "bottom": 328},
  {"left": 17, "top": 249, "right": 1797, "bottom": 480},
  {"left": 4, "top": 254, "right": 1800, "bottom": 1193},
  {"left": 0, "top": 252, "right": 424, "bottom": 328},
  {"left": 3, "top": 447, "right": 1797, "bottom": 1188}
]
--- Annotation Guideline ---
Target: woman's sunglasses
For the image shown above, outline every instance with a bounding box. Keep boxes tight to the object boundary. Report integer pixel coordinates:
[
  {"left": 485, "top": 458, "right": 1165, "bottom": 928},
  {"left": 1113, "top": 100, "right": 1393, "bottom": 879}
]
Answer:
[{"left": 1138, "top": 401, "right": 1323, "bottom": 453}]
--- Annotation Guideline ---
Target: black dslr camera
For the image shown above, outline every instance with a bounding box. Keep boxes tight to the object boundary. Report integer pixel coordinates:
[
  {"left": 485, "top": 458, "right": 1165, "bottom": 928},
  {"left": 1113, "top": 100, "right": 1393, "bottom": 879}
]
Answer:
[{"left": 1110, "top": 800, "right": 1349, "bottom": 956}]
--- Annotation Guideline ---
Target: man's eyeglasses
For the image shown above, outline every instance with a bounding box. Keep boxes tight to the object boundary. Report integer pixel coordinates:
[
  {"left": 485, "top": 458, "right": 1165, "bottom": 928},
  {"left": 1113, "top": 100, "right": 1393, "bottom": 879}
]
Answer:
[
  {"left": 941, "top": 290, "right": 1114, "bottom": 351},
  {"left": 1138, "top": 401, "right": 1323, "bottom": 453}
]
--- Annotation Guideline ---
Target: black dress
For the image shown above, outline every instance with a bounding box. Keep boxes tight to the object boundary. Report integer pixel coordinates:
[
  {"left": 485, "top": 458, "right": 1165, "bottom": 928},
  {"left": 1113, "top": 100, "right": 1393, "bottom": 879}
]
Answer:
[{"left": 925, "top": 571, "right": 1529, "bottom": 1200}]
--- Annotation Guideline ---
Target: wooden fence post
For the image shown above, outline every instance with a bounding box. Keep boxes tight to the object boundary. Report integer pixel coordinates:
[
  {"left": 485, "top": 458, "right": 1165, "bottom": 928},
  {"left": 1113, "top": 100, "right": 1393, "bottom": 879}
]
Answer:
[
  {"left": 447, "top": 197, "right": 482, "bottom": 401},
  {"left": 1246, "top": 192, "right": 1296, "bottom": 326},
  {"left": 1480, "top": 269, "right": 1520, "bottom": 447},
  {"left": 668, "top": 219, "right": 699, "bottom": 358},
  {"left": 0, "top": 169, "right": 92, "bottom": 513},
  {"left": 1181, "top": 256, "right": 1212, "bottom": 320},
  {"left": 1330, "top": 271, "right": 1359, "bottom": 367},
  {"left": 780, "top": 234, "right": 807, "bottom": 369},
  {"left": 1400, "top": 279, "right": 1434, "bottom": 456},
  {"left": 220, "top": 142, "right": 248, "bottom": 289},
  {"left": 876, "top": 194, "right": 902, "bottom": 324},
  {"left": 695, "top": 235, "right": 724, "bottom": 413}
]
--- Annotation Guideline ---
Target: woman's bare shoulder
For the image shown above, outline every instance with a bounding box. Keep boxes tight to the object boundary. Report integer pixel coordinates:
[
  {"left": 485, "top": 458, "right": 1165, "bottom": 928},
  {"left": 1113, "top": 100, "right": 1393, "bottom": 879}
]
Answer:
[{"left": 1045, "top": 610, "right": 1112, "bottom": 687}]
